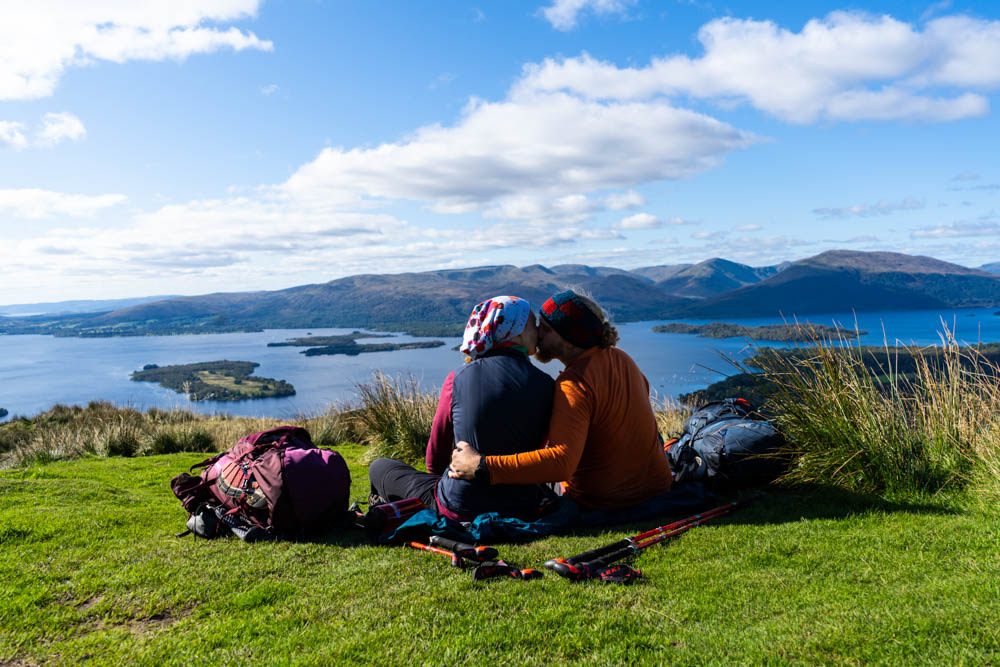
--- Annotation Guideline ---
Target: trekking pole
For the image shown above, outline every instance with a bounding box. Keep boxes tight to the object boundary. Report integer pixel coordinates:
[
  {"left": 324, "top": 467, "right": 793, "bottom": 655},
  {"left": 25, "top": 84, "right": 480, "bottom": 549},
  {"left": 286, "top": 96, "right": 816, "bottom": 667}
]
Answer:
[
  {"left": 472, "top": 560, "right": 543, "bottom": 581},
  {"left": 559, "top": 501, "right": 738, "bottom": 567},
  {"left": 572, "top": 514, "right": 722, "bottom": 576},
  {"left": 544, "top": 498, "right": 751, "bottom": 581},
  {"left": 408, "top": 541, "right": 465, "bottom": 568},
  {"left": 428, "top": 535, "right": 499, "bottom": 562},
  {"left": 408, "top": 542, "right": 542, "bottom": 581}
]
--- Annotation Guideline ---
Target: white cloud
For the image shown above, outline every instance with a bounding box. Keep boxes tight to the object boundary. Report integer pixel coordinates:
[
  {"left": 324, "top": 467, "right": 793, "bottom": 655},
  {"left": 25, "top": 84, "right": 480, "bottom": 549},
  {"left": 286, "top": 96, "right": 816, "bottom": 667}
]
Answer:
[
  {"left": 813, "top": 198, "right": 924, "bottom": 218},
  {"left": 0, "top": 188, "right": 126, "bottom": 218},
  {"left": 911, "top": 221, "right": 1000, "bottom": 238},
  {"left": 921, "top": 0, "right": 952, "bottom": 22},
  {"left": 0, "top": 112, "right": 86, "bottom": 149},
  {"left": 604, "top": 190, "right": 645, "bottom": 210},
  {"left": 0, "top": 121, "right": 27, "bottom": 149},
  {"left": 259, "top": 83, "right": 279, "bottom": 96},
  {"left": 953, "top": 171, "right": 980, "bottom": 181},
  {"left": 0, "top": 1, "right": 272, "bottom": 100},
  {"left": 284, "top": 92, "right": 757, "bottom": 221},
  {"left": 1, "top": 112, "right": 86, "bottom": 148},
  {"left": 518, "top": 12, "right": 1000, "bottom": 123},
  {"left": 539, "top": 0, "right": 636, "bottom": 31},
  {"left": 36, "top": 112, "right": 86, "bottom": 146},
  {"left": 614, "top": 212, "right": 661, "bottom": 229},
  {"left": 9, "top": 192, "right": 635, "bottom": 293},
  {"left": 733, "top": 224, "right": 761, "bottom": 231}
]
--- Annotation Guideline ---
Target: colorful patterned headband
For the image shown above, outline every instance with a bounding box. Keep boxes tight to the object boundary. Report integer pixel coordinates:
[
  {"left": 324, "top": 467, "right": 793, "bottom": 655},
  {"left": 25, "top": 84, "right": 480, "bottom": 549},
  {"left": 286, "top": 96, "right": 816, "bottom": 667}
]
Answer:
[{"left": 460, "top": 295, "right": 531, "bottom": 360}]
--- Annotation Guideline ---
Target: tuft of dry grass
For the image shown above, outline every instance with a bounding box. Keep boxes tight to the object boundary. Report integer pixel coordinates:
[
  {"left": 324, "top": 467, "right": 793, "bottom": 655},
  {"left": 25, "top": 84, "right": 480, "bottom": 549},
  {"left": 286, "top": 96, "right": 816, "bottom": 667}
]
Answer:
[
  {"left": 0, "top": 401, "right": 298, "bottom": 468},
  {"left": 749, "top": 328, "right": 1000, "bottom": 494},
  {"left": 652, "top": 395, "right": 690, "bottom": 439},
  {"left": 354, "top": 372, "right": 437, "bottom": 466}
]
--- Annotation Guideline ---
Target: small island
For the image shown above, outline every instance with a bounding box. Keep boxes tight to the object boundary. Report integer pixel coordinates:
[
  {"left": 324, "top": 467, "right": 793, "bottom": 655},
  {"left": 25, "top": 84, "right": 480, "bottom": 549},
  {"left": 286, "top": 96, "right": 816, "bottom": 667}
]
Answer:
[
  {"left": 130, "top": 361, "right": 295, "bottom": 401},
  {"left": 268, "top": 333, "right": 445, "bottom": 357},
  {"left": 0, "top": 408, "right": 7, "bottom": 419},
  {"left": 653, "top": 322, "right": 865, "bottom": 341},
  {"left": 267, "top": 333, "right": 392, "bottom": 347}
]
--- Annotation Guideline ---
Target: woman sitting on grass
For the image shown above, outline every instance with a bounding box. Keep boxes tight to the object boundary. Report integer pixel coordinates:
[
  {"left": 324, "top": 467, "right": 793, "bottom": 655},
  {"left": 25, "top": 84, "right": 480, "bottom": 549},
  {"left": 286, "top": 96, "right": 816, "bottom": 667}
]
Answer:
[{"left": 368, "top": 295, "right": 554, "bottom": 521}]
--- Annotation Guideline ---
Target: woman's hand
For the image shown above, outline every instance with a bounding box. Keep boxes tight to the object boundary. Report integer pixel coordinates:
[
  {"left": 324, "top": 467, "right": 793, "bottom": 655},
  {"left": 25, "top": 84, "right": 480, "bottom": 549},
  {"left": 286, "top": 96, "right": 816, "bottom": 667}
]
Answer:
[{"left": 448, "top": 441, "right": 482, "bottom": 480}]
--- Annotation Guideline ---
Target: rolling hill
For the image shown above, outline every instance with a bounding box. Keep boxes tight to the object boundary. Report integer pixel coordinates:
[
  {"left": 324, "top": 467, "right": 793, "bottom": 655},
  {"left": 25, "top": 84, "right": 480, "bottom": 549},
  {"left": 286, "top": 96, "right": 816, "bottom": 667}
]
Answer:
[
  {"left": 3, "top": 250, "right": 999, "bottom": 337},
  {"left": 675, "top": 251, "right": 1000, "bottom": 318},
  {"left": 652, "top": 257, "right": 779, "bottom": 298},
  {"left": 61, "top": 264, "right": 695, "bottom": 335}
]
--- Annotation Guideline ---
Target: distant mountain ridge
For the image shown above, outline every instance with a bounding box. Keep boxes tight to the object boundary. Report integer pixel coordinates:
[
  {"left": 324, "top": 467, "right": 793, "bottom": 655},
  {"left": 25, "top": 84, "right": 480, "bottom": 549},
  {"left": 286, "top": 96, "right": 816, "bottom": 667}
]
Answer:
[
  {"left": 2, "top": 250, "right": 999, "bottom": 337},
  {"left": 674, "top": 251, "right": 1000, "bottom": 318},
  {"left": 0, "top": 295, "right": 180, "bottom": 317},
  {"left": 652, "top": 257, "right": 780, "bottom": 298},
  {"left": 98, "top": 264, "right": 694, "bottom": 331}
]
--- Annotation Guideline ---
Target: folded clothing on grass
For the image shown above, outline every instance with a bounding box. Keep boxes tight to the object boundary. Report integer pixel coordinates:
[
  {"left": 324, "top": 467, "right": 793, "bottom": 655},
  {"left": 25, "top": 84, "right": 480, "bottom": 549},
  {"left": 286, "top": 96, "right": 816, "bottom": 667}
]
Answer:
[{"left": 379, "top": 482, "right": 714, "bottom": 545}]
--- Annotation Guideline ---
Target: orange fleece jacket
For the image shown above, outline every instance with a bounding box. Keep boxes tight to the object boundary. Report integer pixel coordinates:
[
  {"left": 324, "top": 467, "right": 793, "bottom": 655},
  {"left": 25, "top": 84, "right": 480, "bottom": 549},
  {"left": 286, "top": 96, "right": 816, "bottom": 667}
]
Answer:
[{"left": 485, "top": 346, "right": 672, "bottom": 509}]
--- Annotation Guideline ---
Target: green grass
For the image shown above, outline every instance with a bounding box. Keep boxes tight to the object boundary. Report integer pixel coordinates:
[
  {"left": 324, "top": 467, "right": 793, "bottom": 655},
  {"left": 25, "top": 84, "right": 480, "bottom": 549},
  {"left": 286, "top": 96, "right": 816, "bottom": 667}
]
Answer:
[{"left": 2, "top": 449, "right": 998, "bottom": 665}]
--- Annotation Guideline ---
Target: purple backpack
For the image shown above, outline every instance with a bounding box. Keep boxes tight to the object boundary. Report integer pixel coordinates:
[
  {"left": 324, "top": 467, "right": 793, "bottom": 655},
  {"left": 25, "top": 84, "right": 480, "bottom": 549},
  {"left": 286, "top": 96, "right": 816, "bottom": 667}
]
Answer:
[{"left": 171, "top": 426, "right": 351, "bottom": 540}]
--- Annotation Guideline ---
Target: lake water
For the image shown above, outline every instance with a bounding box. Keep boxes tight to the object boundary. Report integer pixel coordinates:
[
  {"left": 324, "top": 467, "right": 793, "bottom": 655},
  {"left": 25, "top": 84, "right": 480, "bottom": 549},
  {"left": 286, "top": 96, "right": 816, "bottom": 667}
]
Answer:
[{"left": 2, "top": 306, "right": 998, "bottom": 421}]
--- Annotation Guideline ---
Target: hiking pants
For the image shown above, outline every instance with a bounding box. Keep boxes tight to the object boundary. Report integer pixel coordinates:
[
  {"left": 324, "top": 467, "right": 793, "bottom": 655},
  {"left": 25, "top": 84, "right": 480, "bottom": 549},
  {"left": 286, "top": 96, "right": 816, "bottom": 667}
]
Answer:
[{"left": 368, "top": 457, "right": 439, "bottom": 510}]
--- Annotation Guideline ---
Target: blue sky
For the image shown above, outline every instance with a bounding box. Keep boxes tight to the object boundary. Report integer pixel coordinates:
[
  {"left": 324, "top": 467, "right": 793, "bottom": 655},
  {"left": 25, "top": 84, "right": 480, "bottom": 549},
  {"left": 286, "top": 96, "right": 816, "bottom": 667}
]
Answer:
[{"left": 1, "top": 0, "right": 999, "bottom": 303}]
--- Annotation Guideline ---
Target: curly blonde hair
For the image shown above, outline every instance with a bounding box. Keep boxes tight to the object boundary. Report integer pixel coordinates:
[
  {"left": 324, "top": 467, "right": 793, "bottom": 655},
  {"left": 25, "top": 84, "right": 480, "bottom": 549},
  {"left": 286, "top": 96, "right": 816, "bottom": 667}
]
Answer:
[{"left": 574, "top": 293, "right": 619, "bottom": 349}]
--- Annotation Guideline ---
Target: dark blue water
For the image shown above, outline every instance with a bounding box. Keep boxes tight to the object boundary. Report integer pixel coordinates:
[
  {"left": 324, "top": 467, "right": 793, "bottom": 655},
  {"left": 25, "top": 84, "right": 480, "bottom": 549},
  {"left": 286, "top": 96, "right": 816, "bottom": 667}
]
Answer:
[{"left": 1, "top": 307, "right": 997, "bottom": 421}]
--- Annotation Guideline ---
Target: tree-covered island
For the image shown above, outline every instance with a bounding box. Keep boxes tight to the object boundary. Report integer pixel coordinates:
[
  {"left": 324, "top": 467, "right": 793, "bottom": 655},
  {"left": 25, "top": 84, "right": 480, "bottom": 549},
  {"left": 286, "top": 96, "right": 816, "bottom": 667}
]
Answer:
[
  {"left": 130, "top": 361, "right": 294, "bottom": 401},
  {"left": 0, "top": 408, "right": 7, "bottom": 419},
  {"left": 268, "top": 334, "right": 445, "bottom": 356},
  {"left": 653, "top": 322, "right": 866, "bottom": 341}
]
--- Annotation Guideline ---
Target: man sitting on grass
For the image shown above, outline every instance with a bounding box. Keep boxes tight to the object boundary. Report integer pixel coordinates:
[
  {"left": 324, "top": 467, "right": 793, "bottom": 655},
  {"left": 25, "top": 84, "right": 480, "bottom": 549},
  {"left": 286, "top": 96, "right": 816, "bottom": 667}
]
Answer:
[{"left": 449, "top": 290, "right": 672, "bottom": 509}]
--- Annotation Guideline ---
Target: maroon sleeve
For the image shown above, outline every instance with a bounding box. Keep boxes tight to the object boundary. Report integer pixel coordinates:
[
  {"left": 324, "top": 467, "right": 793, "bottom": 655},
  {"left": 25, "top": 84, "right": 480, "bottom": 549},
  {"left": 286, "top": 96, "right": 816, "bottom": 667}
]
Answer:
[{"left": 425, "top": 371, "right": 455, "bottom": 475}]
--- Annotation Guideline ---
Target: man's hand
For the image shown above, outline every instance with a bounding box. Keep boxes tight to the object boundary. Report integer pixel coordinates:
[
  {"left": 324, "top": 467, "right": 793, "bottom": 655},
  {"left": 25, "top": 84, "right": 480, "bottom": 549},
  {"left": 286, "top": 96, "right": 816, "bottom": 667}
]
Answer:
[{"left": 448, "top": 441, "right": 482, "bottom": 480}]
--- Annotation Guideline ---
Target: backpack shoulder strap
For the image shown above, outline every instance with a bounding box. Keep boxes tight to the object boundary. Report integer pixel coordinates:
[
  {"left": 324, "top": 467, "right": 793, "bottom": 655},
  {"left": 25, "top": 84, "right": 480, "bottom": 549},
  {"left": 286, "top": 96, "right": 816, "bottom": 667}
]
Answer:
[{"left": 189, "top": 450, "right": 227, "bottom": 473}]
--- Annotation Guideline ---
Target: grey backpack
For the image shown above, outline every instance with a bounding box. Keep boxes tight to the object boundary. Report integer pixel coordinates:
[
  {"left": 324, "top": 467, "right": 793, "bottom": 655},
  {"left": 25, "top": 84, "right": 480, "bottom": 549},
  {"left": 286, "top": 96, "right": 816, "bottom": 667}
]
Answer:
[{"left": 667, "top": 398, "right": 786, "bottom": 490}]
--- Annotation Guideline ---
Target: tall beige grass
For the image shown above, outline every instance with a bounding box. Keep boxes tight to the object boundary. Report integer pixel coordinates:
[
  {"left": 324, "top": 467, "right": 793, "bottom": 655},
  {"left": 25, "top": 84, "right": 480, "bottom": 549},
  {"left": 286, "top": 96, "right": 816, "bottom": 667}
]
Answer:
[
  {"left": 0, "top": 402, "right": 291, "bottom": 468},
  {"left": 751, "top": 330, "right": 1000, "bottom": 494},
  {"left": 651, "top": 394, "right": 690, "bottom": 439},
  {"left": 354, "top": 372, "right": 437, "bottom": 466},
  {"left": 0, "top": 373, "right": 436, "bottom": 469}
]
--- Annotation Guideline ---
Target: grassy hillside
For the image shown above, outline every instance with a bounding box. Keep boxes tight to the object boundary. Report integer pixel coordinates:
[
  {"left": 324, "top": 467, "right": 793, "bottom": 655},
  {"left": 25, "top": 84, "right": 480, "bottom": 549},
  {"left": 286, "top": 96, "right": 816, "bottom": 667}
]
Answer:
[{"left": 1, "top": 450, "right": 997, "bottom": 664}]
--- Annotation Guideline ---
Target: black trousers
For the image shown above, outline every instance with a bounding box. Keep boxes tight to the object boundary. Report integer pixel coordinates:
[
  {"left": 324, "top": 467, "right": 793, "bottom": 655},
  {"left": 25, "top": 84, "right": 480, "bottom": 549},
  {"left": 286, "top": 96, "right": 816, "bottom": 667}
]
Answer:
[{"left": 368, "top": 457, "right": 439, "bottom": 509}]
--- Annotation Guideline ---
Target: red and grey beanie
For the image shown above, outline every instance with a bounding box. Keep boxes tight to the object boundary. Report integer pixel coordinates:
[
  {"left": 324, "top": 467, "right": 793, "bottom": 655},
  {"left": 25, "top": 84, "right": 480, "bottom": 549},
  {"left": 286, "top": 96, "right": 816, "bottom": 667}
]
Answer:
[{"left": 539, "top": 290, "right": 603, "bottom": 349}]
